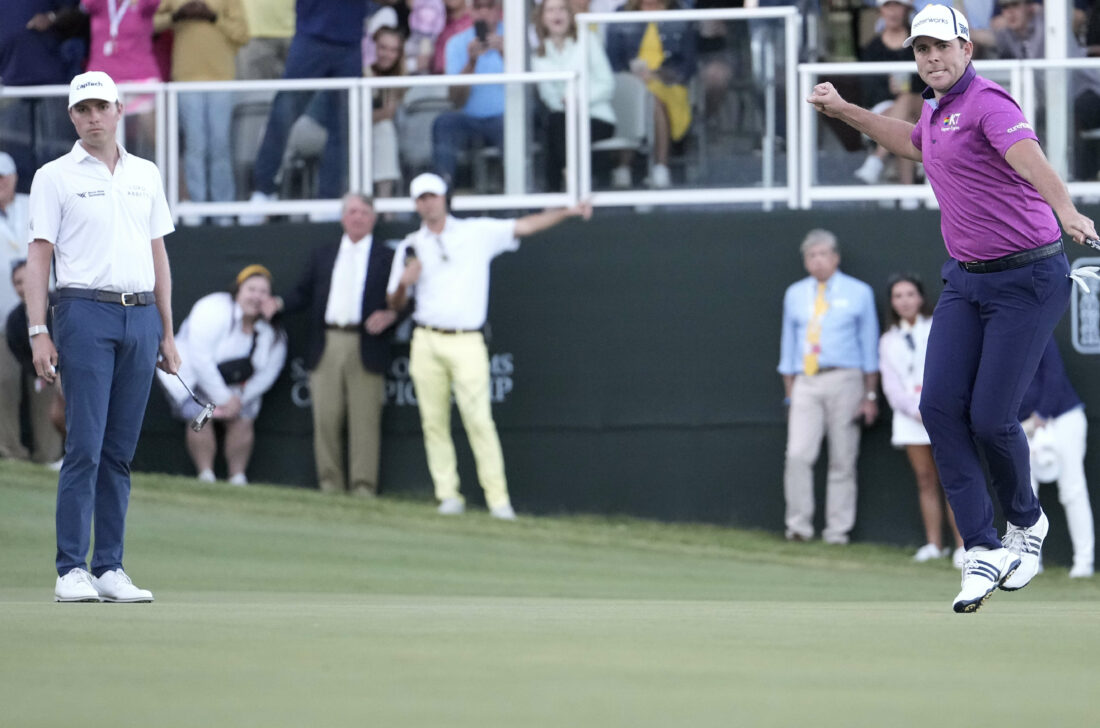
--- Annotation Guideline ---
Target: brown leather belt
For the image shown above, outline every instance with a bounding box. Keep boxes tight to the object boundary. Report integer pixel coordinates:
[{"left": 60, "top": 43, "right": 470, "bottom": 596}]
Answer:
[{"left": 415, "top": 323, "right": 482, "bottom": 335}]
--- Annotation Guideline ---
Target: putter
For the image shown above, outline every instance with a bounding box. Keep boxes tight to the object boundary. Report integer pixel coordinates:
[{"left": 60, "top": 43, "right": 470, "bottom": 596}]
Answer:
[{"left": 173, "top": 372, "right": 215, "bottom": 432}]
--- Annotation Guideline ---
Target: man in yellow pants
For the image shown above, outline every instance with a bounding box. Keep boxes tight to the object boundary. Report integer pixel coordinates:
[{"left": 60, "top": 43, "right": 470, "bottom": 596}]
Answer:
[{"left": 386, "top": 173, "right": 590, "bottom": 518}]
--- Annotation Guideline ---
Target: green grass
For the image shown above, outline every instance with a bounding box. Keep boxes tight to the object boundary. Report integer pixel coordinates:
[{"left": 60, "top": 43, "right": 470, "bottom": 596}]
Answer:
[{"left": 1, "top": 460, "right": 1097, "bottom": 727}]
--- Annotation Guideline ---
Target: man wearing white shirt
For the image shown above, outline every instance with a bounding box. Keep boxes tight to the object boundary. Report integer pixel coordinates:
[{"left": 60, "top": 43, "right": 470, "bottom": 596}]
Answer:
[
  {"left": 0, "top": 151, "right": 32, "bottom": 460},
  {"left": 267, "top": 193, "right": 397, "bottom": 496},
  {"left": 25, "top": 71, "right": 181, "bottom": 604},
  {"left": 386, "top": 173, "right": 591, "bottom": 519}
]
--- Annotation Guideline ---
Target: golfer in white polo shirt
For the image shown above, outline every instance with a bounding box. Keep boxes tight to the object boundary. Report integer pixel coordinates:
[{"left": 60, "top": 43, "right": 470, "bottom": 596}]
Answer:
[
  {"left": 25, "top": 71, "right": 181, "bottom": 603},
  {"left": 387, "top": 173, "right": 590, "bottom": 519}
]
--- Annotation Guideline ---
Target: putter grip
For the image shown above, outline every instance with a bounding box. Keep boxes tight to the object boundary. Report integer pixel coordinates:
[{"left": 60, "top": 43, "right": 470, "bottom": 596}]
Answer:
[{"left": 1086, "top": 238, "right": 1100, "bottom": 251}]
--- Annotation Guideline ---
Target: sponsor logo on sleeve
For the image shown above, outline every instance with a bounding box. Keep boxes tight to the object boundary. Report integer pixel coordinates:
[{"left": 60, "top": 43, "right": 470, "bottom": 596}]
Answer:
[{"left": 1006, "top": 121, "right": 1033, "bottom": 134}]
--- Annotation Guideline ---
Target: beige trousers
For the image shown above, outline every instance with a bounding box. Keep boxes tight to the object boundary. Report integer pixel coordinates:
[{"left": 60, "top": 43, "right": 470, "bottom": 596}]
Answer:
[
  {"left": 783, "top": 368, "right": 865, "bottom": 544},
  {"left": 309, "top": 330, "right": 384, "bottom": 494},
  {"left": 0, "top": 340, "right": 29, "bottom": 460},
  {"left": 409, "top": 328, "right": 510, "bottom": 509}
]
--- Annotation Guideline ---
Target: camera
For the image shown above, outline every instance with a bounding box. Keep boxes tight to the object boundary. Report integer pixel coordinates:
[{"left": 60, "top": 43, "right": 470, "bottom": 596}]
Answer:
[{"left": 475, "top": 20, "right": 489, "bottom": 43}]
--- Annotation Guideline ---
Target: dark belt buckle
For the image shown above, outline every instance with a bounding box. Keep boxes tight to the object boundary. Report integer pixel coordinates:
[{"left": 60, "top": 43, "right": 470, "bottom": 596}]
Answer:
[{"left": 120, "top": 292, "right": 137, "bottom": 307}]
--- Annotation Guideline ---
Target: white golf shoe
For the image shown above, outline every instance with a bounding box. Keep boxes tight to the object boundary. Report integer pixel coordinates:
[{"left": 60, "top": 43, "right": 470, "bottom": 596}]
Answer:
[
  {"left": 1069, "top": 562, "right": 1094, "bottom": 579},
  {"left": 953, "top": 547, "right": 1020, "bottom": 613},
  {"left": 55, "top": 568, "right": 101, "bottom": 603},
  {"left": 437, "top": 497, "right": 465, "bottom": 516},
  {"left": 913, "top": 543, "right": 947, "bottom": 562},
  {"left": 489, "top": 503, "right": 517, "bottom": 521},
  {"left": 92, "top": 569, "right": 154, "bottom": 603},
  {"left": 853, "top": 155, "right": 884, "bottom": 184},
  {"left": 1000, "top": 510, "right": 1049, "bottom": 591}
]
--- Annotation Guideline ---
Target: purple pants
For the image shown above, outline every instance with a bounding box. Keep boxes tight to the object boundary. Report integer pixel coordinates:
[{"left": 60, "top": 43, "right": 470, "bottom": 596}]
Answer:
[{"left": 919, "top": 252, "right": 1070, "bottom": 550}]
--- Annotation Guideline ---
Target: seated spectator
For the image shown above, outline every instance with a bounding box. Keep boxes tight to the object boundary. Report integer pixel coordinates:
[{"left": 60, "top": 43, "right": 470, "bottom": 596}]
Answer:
[
  {"left": 82, "top": 0, "right": 163, "bottom": 161},
  {"left": 236, "top": 0, "right": 294, "bottom": 80},
  {"left": 432, "top": 0, "right": 472, "bottom": 75},
  {"left": 605, "top": 0, "right": 696, "bottom": 189},
  {"left": 242, "top": 0, "right": 372, "bottom": 221},
  {"left": 879, "top": 273, "right": 964, "bottom": 567},
  {"left": 5, "top": 260, "right": 65, "bottom": 466},
  {"left": 432, "top": 0, "right": 505, "bottom": 186},
  {"left": 1, "top": 152, "right": 32, "bottom": 461},
  {"left": 694, "top": 1, "right": 750, "bottom": 131},
  {"left": 995, "top": 0, "right": 1100, "bottom": 182},
  {"left": 531, "top": 0, "right": 617, "bottom": 192},
  {"left": 155, "top": 1, "right": 250, "bottom": 227},
  {"left": 852, "top": 0, "right": 924, "bottom": 198},
  {"left": 156, "top": 265, "right": 288, "bottom": 485},
  {"left": 366, "top": 25, "right": 408, "bottom": 199}
]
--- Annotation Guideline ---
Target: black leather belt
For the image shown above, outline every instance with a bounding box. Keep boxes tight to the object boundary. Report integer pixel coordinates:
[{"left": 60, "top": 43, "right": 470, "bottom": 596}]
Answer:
[
  {"left": 958, "top": 240, "right": 1062, "bottom": 274},
  {"left": 325, "top": 324, "right": 360, "bottom": 332},
  {"left": 58, "top": 288, "right": 155, "bottom": 306},
  {"left": 415, "top": 323, "right": 483, "bottom": 335}
]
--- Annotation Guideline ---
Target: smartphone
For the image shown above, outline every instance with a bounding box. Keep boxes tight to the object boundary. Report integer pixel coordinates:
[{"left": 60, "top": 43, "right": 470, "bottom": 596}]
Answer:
[{"left": 475, "top": 19, "right": 489, "bottom": 43}]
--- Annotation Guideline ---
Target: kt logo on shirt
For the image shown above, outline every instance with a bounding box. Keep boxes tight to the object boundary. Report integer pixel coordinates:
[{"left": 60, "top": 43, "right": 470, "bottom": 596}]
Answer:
[{"left": 940, "top": 113, "right": 961, "bottom": 132}]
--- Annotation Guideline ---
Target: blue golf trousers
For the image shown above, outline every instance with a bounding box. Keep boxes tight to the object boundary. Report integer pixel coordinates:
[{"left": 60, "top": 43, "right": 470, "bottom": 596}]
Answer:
[
  {"left": 53, "top": 299, "right": 162, "bottom": 577},
  {"left": 919, "top": 253, "right": 1071, "bottom": 550}
]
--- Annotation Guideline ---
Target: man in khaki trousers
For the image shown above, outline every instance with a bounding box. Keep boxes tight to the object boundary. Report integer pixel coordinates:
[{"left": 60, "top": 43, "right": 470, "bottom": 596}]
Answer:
[
  {"left": 778, "top": 230, "right": 880, "bottom": 544},
  {"left": 386, "top": 173, "right": 590, "bottom": 519},
  {"left": 268, "top": 193, "right": 397, "bottom": 495}
]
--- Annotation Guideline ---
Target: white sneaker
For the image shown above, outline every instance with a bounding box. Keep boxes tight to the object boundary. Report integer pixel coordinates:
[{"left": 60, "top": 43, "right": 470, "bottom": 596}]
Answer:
[
  {"left": 899, "top": 197, "right": 920, "bottom": 210},
  {"left": 490, "top": 503, "right": 517, "bottom": 521},
  {"left": 1069, "top": 562, "right": 1094, "bottom": 579},
  {"left": 47, "top": 457, "right": 64, "bottom": 472},
  {"left": 853, "top": 155, "right": 884, "bottom": 184},
  {"left": 649, "top": 163, "right": 671, "bottom": 189},
  {"left": 55, "top": 568, "right": 101, "bottom": 603},
  {"left": 1000, "top": 510, "right": 1049, "bottom": 591},
  {"left": 913, "top": 543, "right": 946, "bottom": 562},
  {"left": 952, "top": 547, "right": 966, "bottom": 569},
  {"left": 437, "top": 497, "right": 465, "bottom": 515},
  {"left": 239, "top": 190, "right": 275, "bottom": 226},
  {"left": 228, "top": 473, "right": 248, "bottom": 486},
  {"left": 181, "top": 214, "right": 203, "bottom": 227},
  {"left": 610, "top": 165, "right": 631, "bottom": 189},
  {"left": 197, "top": 469, "right": 216, "bottom": 483},
  {"left": 92, "top": 569, "right": 154, "bottom": 603},
  {"left": 953, "top": 547, "right": 1020, "bottom": 613}
]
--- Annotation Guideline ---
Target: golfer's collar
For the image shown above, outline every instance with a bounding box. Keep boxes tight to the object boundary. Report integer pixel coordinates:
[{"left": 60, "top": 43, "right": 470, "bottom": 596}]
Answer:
[
  {"left": 922, "top": 63, "right": 976, "bottom": 106},
  {"left": 419, "top": 215, "right": 457, "bottom": 237}
]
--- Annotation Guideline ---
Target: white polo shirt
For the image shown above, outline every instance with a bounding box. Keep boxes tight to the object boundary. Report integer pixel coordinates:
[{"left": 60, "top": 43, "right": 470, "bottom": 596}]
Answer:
[
  {"left": 387, "top": 216, "right": 518, "bottom": 330},
  {"left": 27, "top": 141, "right": 175, "bottom": 293}
]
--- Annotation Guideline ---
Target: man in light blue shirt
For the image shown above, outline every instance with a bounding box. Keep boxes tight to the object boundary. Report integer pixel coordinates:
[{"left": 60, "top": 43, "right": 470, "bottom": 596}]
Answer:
[
  {"left": 431, "top": 0, "right": 504, "bottom": 183},
  {"left": 778, "top": 229, "right": 880, "bottom": 544}
]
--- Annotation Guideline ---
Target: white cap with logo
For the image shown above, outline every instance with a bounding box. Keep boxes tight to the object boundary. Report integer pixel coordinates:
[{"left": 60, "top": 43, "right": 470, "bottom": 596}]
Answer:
[
  {"left": 0, "top": 151, "right": 16, "bottom": 176},
  {"left": 68, "top": 71, "right": 120, "bottom": 109},
  {"left": 409, "top": 173, "right": 448, "bottom": 200},
  {"left": 903, "top": 4, "right": 970, "bottom": 48}
]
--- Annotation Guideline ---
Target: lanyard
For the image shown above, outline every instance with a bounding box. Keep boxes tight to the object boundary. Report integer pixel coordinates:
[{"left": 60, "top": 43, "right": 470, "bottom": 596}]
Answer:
[{"left": 107, "top": 0, "right": 133, "bottom": 41}]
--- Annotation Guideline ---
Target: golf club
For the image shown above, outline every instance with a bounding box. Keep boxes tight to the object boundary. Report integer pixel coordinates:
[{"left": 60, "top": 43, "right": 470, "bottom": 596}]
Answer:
[{"left": 173, "top": 372, "right": 215, "bottom": 432}]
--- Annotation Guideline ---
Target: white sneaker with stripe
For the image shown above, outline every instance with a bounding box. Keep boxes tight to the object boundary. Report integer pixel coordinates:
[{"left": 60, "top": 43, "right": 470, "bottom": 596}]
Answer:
[{"left": 952, "top": 547, "right": 1020, "bottom": 613}]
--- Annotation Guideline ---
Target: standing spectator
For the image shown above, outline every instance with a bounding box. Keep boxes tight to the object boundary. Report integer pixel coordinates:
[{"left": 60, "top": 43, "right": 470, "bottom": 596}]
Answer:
[
  {"left": 431, "top": 0, "right": 472, "bottom": 75},
  {"left": 605, "top": 0, "right": 697, "bottom": 189},
  {"left": 264, "top": 194, "right": 397, "bottom": 496},
  {"left": 807, "top": 5, "right": 1097, "bottom": 612},
  {"left": 5, "top": 260, "right": 65, "bottom": 466},
  {"left": 1, "top": 152, "right": 33, "bottom": 460},
  {"left": 386, "top": 173, "right": 592, "bottom": 519},
  {"left": 155, "top": 1, "right": 250, "bottom": 226},
  {"left": 0, "top": 2, "right": 87, "bottom": 185},
  {"left": 157, "top": 265, "right": 287, "bottom": 485},
  {"left": 778, "top": 229, "right": 880, "bottom": 545},
  {"left": 853, "top": 0, "right": 925, "bottom": 196},
  {"left": 432, "top": 0, "right": 505, "bottom": 185},
  {"left": 242, "top": 0, "right": 373, "bottom": 221},
  {"left": 1019, "top": 338, "right": 1094, "bottom": 579},
  {"left": 236, "top": 0, "right": 295, "bottom": 80},
  {"left": 27, "top": 71, "right": 180, "bottom": 603},
  {"left": 531, "top": 0, "right": 617, "bottom": 192},
  {"left": 366, "top": 25, "right": 408, "bottom": 200},
  {"left": 879, "top": 273, "right": 964, "bottom": 565},
  {"left": 994, "top": 0, "right": 1100, "bottom": 183},
  {"left": 406, "top": 0, "right": 447, "bottom": 74}
]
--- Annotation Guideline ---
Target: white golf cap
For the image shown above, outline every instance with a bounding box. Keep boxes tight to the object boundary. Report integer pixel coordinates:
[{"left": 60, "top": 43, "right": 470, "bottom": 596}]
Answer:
[
  {"left": 410, "top": 172, "right": 447, "bottom": 200},
  {"left": 0, "top": 151, "right": 15, "bottom": 176},
  {"left": 877, "top": 0, "right": 914, "bottom": 7},
  {"left": 903, "top": 4, "right": 970, "bottom": 48},
  {"left": 68, "top": 71, "right": 119, "bottom": 109}
]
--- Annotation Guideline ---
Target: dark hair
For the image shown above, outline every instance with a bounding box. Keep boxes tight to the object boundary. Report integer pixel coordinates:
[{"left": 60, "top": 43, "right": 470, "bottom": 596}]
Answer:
[
  {"left": 10, "top": 258, "right": 26, "bottom": 279},
  {"left": 884, "top": 272, "right": 931, "bottom": 328}
]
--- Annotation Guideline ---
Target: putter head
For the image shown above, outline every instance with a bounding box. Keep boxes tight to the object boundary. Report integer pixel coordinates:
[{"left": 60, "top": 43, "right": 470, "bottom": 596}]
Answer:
[{"left": 190, "top": 403, "right": 215, "bottom": 432}]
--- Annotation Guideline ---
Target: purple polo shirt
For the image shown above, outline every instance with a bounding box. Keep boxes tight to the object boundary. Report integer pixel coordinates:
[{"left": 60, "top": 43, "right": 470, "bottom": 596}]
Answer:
[{"left": 911, "top": 64, "right": 1060, "bottom": 262}]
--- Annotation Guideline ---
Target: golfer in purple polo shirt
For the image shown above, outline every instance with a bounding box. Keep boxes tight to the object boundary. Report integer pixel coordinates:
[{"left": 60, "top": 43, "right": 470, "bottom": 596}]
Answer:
[{"left": 806, "top": 4, "right": 1099, "bottom": 613}]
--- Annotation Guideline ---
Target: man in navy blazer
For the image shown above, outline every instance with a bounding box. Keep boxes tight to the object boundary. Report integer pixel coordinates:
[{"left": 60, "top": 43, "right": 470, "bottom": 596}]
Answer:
[{"left": 268, "top": 193, "right": 396, "bottom": 495}]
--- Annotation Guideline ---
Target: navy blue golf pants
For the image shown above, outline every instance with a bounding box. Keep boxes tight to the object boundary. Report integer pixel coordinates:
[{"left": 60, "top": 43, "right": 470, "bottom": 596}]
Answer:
[
  {"left": 53, "top": 299, "right": 161, "bottom": 577},
  {"left": 919, "top": 253, "right": 1070, "bottom": 550}
]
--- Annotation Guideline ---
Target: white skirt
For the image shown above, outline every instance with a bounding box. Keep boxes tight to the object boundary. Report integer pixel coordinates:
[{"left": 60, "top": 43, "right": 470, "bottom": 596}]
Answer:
[
  {"left": 892, "top": 410, "right": 931, "bottom": 447},
  {"left": 372, "top": 119, "right": 401, "bottom": 183}
]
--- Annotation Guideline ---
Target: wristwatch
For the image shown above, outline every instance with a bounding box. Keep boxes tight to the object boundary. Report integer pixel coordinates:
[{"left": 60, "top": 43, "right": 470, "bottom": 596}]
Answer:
[{"left": 28, "top": 325, "right": 49, "bottom": 339}]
